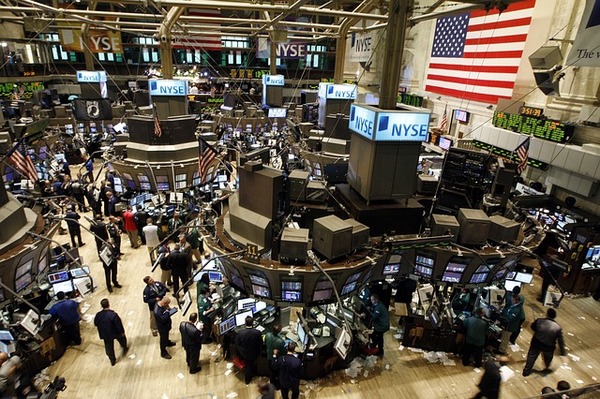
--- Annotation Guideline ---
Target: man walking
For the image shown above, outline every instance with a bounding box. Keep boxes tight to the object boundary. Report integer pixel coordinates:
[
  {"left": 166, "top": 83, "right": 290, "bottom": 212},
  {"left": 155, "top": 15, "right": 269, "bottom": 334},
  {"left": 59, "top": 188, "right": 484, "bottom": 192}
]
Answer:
[
  {"left": 273, "top": 341, "right": 303, "bottom": 399},
  {"left": 179, "top": 312, "right": 203, "bottom": 374},
  {"left": 154, "top": 296, "right": 176, "bottom": 359},
  {"left": 93, "top": 298, "right": 128, "bottom": 366},
  {"left": 65, "top": 206, "right": 85, "bottom": 248},
  {"left": 523, "top": 308, "right": 567, "bottom": 376},
  {"left": 142, "top": 276, "right": 168, "bottom": 337},
  {"left": 89, "top": 214, "right": 109, "bottom": 255},
  {"left": 49, "top": 291, "right": 82, "bottom": 345}
]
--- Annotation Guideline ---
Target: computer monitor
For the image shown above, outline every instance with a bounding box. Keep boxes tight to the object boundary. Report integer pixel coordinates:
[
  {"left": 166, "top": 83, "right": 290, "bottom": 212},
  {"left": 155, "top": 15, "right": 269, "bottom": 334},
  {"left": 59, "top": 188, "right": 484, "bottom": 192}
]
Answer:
[
  {"left": 37, "top": 253, "right": 48, "bottom": 274},
  {"left": 253, "top": 301, "right": 267, "bottom": 314},
  {"left": 514, "top": 272, "right": 533, "bottom": 284},
  {"left": 208, "top": 271, "right": 223, "bottom": 283},
  {"left": 0, "top": 330, "right": 14, "bottom": 341},
  {"left": 249, "top": 272, "right": 271, "bottom": 299},
  {"left": 383, "top": 263, "right": 401, "bottom": 275},
  {"left": 296, "top": 322, "right": 309, "bottom": 349},
  {"left": 15, "top": 273, "right": 32, "bottom": 293},
  {"left": 281, "top": 280, "right": 302, "bottom": 302},
  {"left": 235, "top": 309, "right": 253, "bottom": 327},
  {"left": 237, "top": 298, "right": 256, "bottom": 310},
  {"left": 441, "top": 257, "right": 470, "bottom": 283},
  {"left": 69, "top": 266, "right": 91, "bottom": 278},
  {"left": 470, "top": 264, "right": 490, "bottom": 284},
  {"left": 47, "top": 270, "right": 70, "bottom": 284},
  {"left": 340, "top": 271, "right": 362, "bottom": 296},
  {"left": 51, "top": 280, "right": 75, "bottom": 294},
  {"left": 218, "top": 316, "right": 236, "bottom": 335},
  {"left": 438, "top": 136, "right": 452, "bottom": 151},
  {"left": 504, "top": 280, "right": 521, "bottom": 292},
  {"left": 414, "top": 252, "right": 435, "bottom": 278},
  {"left": 312, "top": 288, "right": 333, "bottom": 302}
]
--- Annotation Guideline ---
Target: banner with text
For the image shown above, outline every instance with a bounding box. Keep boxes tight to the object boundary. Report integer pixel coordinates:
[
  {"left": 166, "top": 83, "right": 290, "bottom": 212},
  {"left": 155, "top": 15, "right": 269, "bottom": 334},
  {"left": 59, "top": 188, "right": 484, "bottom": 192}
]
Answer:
[
  {"left": 349, "top": 32, "right": 374, "bottom": 62},
  {"left": 566, "top": 0, "right": 600, "bottom": 66},
  {"left": 257, "top": 38, "right": 307, "bottom": 59},
  {"left": 59, "top": 21, "right": 123, "bottom": 53}
]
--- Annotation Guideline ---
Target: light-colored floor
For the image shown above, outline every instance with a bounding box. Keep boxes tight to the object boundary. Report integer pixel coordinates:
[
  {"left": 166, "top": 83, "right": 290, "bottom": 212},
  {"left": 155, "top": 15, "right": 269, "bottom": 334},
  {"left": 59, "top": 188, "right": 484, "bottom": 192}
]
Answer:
[{"left": 47, "top": 219, "right": 600, "bottom": 399}]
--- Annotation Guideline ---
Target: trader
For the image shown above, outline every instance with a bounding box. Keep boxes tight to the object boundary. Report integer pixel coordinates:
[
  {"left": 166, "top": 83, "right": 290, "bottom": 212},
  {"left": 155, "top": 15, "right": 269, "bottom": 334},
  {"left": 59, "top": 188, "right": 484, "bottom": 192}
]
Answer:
[
  {"left": 462, "top": 308, "right": 488, "bottom": 368},
  {"left": 234, "top": 316, "right": 263, "bottom": 384},
  {"left": 154, "top": 296, "right": 176, "bottom": 359},
  {"left": 179, "top": 312, "right": 203, "bottom": 374},
  {"left": 273, "top": 341, "right": 303, "bottom": 399},
  {"left": 265, "top": 324, "right": 286, "bottom": 388},
  {"left": 49, "top": 291, "right": 82, "bottom": 346},
  {"left": 369, "top": 293, "right": 390, "bottom": 357},
  {"left": 523, "top": 308, "right": 567, "bottom": 377},
  {"left": 93, "top": 298, "right": 128, "bottom": 366},
  {"left": 142, "top": 276, "right": 168, "bottom": 337}
]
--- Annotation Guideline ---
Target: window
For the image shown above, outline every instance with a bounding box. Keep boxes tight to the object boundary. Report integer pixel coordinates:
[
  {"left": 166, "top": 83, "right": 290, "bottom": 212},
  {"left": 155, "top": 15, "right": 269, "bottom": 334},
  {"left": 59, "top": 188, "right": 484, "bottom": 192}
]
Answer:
[{"left": 222, "top": 36, "right": 249, "bottom": 49}]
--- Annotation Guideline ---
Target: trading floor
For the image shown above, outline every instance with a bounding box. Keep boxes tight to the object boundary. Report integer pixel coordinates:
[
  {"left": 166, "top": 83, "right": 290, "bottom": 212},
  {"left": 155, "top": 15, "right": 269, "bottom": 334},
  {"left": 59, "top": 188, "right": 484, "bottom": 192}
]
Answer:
[{"left": 45, "top": 192, "right": 600, "bottom": 399}]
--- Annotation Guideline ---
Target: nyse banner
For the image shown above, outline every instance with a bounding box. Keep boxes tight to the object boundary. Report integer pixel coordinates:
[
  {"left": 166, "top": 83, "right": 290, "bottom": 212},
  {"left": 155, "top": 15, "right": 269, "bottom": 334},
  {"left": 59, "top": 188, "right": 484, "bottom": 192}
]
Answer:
[
  {"left": 566, "top": 0, "right": 600, "bottom": 66},
  {"left": 349, "top": 32, "right": 373, "bottom": 62},
  {"left": 59, "top": 22, "right": 123, "bottom": 53},
  {"left": 348, "top": 104, "right": 430, "bottom": 142},
  {"left": 256, "top": 38, "right": 307, "bottom": 59}
]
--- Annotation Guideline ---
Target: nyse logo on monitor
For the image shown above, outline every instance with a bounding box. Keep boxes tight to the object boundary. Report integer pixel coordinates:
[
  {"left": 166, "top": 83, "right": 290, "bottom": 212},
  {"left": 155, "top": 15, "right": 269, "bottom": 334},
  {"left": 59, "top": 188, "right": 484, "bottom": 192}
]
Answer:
[
  {"left": 149, "top": 79, "right": 188, "bottom": 96},
  {"left": 326, "top": 84, "right": 357, "bottom": 100},
  {"left": 376, "top": 112, "right": 430, "bottom": 142}
]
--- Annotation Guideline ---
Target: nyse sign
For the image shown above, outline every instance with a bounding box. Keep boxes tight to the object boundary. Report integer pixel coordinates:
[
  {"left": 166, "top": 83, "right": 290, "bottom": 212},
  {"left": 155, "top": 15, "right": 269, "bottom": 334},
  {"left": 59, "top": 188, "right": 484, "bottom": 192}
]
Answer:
[
  {"left": 349, "top": 104, "right": 377, "bottom": 137},
  {"left": 149, "top": 79, "right": 188, "bottom": 96},
  {"left": 319, "top": 83, "right": 357, "bottom": 100},
  {"left": 263, "top": 74, "right": 285, "bottom": 86},
  {"left": 348, "top": 104, "right": 430, "bottom": 142},
  {"left": 376, "top": 112, "right": 430, "bottom": 142},
  {"left": 76, "top": 70, "right": 107, "bottom": 83}
]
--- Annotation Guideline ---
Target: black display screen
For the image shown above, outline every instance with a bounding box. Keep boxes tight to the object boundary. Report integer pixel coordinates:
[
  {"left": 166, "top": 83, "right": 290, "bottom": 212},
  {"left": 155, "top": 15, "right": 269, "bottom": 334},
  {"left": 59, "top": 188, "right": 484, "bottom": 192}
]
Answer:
[{"left": 492, "top": 110, "right": 575, "bottom": 143}]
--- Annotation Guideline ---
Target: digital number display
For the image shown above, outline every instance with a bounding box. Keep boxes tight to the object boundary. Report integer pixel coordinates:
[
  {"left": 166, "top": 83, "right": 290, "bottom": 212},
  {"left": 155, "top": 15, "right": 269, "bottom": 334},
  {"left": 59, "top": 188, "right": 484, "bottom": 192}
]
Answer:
[
  {"left": 492, "top": 111, "right": 575, "bottom": 143},
  {"left": 518, "top": 105, "right": 544, "bottom": 118}
]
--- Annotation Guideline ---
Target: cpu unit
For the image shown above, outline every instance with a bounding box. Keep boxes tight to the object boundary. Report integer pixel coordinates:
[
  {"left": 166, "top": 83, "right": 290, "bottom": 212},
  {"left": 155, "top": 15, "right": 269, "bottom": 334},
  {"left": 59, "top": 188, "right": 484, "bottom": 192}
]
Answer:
[{"left": 312, "top": 215, "right": 352, "bottom": 260}]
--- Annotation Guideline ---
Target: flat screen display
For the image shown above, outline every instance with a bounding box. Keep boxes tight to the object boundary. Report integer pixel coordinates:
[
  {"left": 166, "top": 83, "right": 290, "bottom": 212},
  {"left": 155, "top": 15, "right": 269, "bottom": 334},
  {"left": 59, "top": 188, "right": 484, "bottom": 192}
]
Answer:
[
  {"left": 515, "top": 272, "right": 533, "bottom": 284},
  {"left": 268, "top": 108, "right": 287, "bottom": 118},
  {"left": 454, "top": 109, "right": 470, "bottom": 123},
  {"left": 156, "top": 176, "right": 170, "bottom": 191},
  {"left": 312, "top": 289, "right": 333, "bottom": 302},
  {"left": 238, "top": 298, "right": 255, "bottom": 310},
  {"left": 15, "top": 273, "right": 32, "bottom": 292},
  {"left": 297, "top": 322, "right": 309, "bottom": 348},
  {"left": 504, "top": 280, "right": 521, "bottom": 292},
  {"left": 438, "top": 136, "right": 452, "bottom": 151},
  {"left": 252, "top": 284, "right": 271, "bottom": 298},
  {"left": 218, "top": 316, "right": 236, "bottom": 335},
  {"left": 415, "top": 253, "right": 435, "bottom": 277},
  {"left": 208, "top": 271, "right": 223, "bottom": 283},
  {"left": 281, "top": 290, "right": 302, "bottom": 302},
  {"left": 38, "top": 254, "right": 48, "bottom": 274},
  {"left": 441, "top": 258, "right": 470, "bottom": 283},
  {"left": 383, "top": 263, "right": 401, "bottom": 275},
  {"left": 235, "top": 309, "right": 253, "bottom": 327}
]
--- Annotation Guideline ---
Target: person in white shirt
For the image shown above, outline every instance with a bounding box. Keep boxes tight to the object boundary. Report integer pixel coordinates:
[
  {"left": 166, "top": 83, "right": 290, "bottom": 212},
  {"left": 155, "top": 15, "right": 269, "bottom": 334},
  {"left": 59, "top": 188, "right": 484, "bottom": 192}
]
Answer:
[{"left": 143, "top": 218, "right": 161, "bottom": 263}]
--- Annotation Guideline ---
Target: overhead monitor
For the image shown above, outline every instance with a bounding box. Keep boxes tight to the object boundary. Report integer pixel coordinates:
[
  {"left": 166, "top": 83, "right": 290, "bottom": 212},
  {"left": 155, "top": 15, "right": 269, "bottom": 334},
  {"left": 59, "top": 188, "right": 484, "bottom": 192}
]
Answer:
[
  {"left": 281, "top": 280, "right": 302, "bottom": 302},
  {"left": 235, "top": 309, "right": 253, "bottom": 327},
  {"left": 268, "top": 108, "right": 287, "bottom": 118},
  {"left": 37, "top": 253, "right": 48, "bottom": 274},
  {"left": 494, "top": 259, "right": 516, "bottom": 280},
  {"left": 383, "top": 263, "right": 401, "bottom": 276},
  {"left": 341, "top": 271, "right": 363, "bottom": 296},
  {"left": 438, "top": 136, "right": 453, "bottom": 151},
  {"left": 208, "top": 271, "right": 223, "bottom": 283},
  {"left": 441, "top": 257, "right": 471, "bottom": 283},
  {"left": 454, "top": 109, "right": 470, "bottom": 123},
  {"left": 156, "top": 176, "right": 170, "bottom": 191},
  {"left": 237, "top": 298, "right": 256, "bottom": 310},
  {"left": 15, "top": 273, "right": 32, "bottom": 293},
  {"left": 414, "top": 252, "right": 435, "bottom": 278},
  {"left": 249, "top": 272, "right": 271, "bottom": 299},
  {"left": 312, "top": 279, "right": 333, "bottom": 303}
]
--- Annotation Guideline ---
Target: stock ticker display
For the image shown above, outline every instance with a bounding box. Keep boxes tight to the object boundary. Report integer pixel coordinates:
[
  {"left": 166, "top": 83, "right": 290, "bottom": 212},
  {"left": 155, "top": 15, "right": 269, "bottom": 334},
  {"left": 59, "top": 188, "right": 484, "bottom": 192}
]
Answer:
[
  {"left": 492, "top": 111, "right": 575, "bottom": 143},
  {"left": 473, "top": 140, "right": 549, "bottom": 170}
]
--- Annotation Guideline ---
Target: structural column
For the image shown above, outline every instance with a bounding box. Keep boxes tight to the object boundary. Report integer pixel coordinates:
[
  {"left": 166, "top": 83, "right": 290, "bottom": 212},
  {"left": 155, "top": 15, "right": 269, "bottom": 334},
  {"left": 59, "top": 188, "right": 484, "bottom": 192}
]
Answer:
[{"left": 379, "top": 0, "right": 409, "bottom": 110}]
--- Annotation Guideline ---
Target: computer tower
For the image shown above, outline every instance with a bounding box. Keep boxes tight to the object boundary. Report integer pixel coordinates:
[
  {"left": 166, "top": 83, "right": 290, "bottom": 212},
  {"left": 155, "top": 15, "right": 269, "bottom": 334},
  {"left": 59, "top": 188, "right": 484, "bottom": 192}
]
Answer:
[
  {"left": 457, "top": 208, "right": 490, "bottom": 245},
  {"left": 312, "top": 215, "right": 352, "bottom": 260}
]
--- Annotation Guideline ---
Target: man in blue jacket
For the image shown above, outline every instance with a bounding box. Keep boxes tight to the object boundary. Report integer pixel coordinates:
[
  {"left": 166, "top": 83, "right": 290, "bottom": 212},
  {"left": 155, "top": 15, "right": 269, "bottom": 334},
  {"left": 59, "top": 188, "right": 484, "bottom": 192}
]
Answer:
[
  {"left": 49, "top": 291, "right": 81, "bottom": 345},
  {"left": 93, "top": 298, "right": 128, "bottom": 366},
  {"left": 462, "top": 308, "right": 488, "bottom": 368}
]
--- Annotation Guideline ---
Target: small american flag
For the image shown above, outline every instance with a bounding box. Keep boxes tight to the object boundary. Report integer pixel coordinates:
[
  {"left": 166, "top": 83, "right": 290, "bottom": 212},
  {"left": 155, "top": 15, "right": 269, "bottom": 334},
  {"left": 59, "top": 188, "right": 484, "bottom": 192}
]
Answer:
[
  {"left": 515, "top": 136, "right": 530, "bottom": 175},
  {"left": 153, "top": 104, "right": 162, "bottom": 137},
  {"left": 198, "top": 136, "right": 218, "bottom": 184},
  {"left": 439, "top": 106, "right": 448, "bottom": 130},
  {"left": 8, "top": 138, "right": 38, "bottom": 182},
  {"left": 425, "top": 0, "right": 536, "bottom": 104}
]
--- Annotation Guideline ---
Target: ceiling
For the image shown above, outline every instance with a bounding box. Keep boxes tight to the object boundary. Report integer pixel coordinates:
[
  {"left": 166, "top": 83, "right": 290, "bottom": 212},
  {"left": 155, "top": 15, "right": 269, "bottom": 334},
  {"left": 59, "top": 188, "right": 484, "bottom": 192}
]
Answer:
[{"left": 0, "top": 0, "right": 530, "bottom": 42}]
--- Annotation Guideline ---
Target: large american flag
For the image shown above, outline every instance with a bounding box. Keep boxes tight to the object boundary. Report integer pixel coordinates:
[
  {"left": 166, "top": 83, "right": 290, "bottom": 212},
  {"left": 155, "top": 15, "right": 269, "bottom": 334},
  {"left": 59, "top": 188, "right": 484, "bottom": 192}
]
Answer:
[
  {"left": 425, "top": 0, "right": 536, "bottom": 104},
  {"left": 198, "top": 136, "right": 219, "bottom": 184},
  {"left": 515, "top": 136, "right": 530, "bottom": 175},
  {"left": 174, "top": 8, "right": 222, "bottom": 50},
  {"left": 7, "top": 138, "right": 38, "bottom": 182}
]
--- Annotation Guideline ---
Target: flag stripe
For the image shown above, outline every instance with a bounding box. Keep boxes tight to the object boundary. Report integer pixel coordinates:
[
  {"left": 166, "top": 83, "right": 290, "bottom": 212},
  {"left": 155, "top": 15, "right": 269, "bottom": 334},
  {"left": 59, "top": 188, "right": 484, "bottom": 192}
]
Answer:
[
  {"left": 426, "top": 0, "right": 536, "bottom": 104},
  {"left": 198, "top": 138, "right": 219, "bottom": 184},
  {"left": 174, "top": 8, "right": 222, "bottom": 50},
  {"left": 515, "top": 137, "right": 530, "bottom": 174},
  {"left": 426, "top": 74, "right": 516, "bottom": 89},
  {"left": 425, "top": 85, "right": 511, "bottom": 104},
  {"left": 8, "top": 141, "right": 38, "bottom": 182}
]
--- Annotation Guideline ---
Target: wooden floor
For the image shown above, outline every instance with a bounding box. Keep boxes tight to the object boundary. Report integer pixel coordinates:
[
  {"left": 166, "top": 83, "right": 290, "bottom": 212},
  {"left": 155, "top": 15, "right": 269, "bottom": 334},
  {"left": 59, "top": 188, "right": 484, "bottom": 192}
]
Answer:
[{"left": 47, "top": 222, "right": 600, "bottom": 399}]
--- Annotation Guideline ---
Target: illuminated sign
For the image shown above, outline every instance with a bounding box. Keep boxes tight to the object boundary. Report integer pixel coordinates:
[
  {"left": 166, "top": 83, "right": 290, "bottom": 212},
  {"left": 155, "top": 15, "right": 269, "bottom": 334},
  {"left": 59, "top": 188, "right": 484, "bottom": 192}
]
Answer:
[
  {"left": 319, "top": 83, "right": 357, "bottom": 100},
  {"left": 263, "top": 74, "right": 285, "bottom": 86},
  {"left": 349, "top": 104, "right": 430, "bottom": 142},
  {"left": 76, "top": 70, "right": 107, "bottom": 83},
  {"left": 349, "top": 104, "right": 376, "bottom": 138},
  {"left": 492, "top": 110, "right": 575, "bottom": 143},
  {"left": 376, "top": 111, "right": 430, "bottom": 142},
  {"left": 148, "top": 79, "right": 188, "bottom": 96},
  {"left": 473, "top": 140, "right": 549, "bottom": 170}
]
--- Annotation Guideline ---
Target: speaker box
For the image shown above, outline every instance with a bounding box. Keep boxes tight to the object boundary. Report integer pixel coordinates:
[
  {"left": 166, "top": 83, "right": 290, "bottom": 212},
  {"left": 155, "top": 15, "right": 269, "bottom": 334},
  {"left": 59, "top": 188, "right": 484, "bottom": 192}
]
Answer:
[
  {"left": 488, "top": 215, "right": 520, "bottom": 244},
  {"left": 533, "top": 71, "right": 561, "bottom": 96},
  {"left": 280, "top": 227, "right": 309, "bottom": 264},
  {"left": 345, "top": 219, "right": 370, "bottom": 251},
  {"left": 431, "top": 214, "right": 460, "bottom": 239},
  {"left": 238, "top": 164, "right": 284, "bottom": 220},
  {"left": 289, "top": 170, "right": 309, "bottom": 202},
  {"left": 312, "top": 215, "right": 352, "bottom": 260},
  {"left": 529, "top": 46, "right": 562, "bottom": 69},
  {"left": 457, "top": 208, "right": 490, "bottom": 245},
  {"left": 228, "top": 193, "right": 272, "bottom": 248}
]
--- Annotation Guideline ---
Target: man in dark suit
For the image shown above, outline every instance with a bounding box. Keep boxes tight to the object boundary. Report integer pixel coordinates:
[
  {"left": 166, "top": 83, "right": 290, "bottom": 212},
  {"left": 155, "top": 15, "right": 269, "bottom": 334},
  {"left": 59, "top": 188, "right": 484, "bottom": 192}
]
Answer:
[
  {"left": 89, "top": 214, "right": 110, "bottom": 255},
  {"left": 167, "top": 244, "right": 190, "bottom": 296},
  {"left": 179, "top": 312, "right": 203, "bottom": 374},
  {"left": 154, "top": 296, "right": 176, "bottom": 359},
  {"left": 523, "top": 308, "right": 567, "bottom": 377},
  {"left": 472, "top": 356, "right": 509, "bottom": 399},
  {"left": 65, "top": 206, "right": 85, "bottom": 248},
  {"left": 135, "top": 205, "right": 149, "bottom": 245},
  {"left": 273, "top": 341, "right": 303, "bottom": 399},
  {"left": 234, "top": 316, "right": 263, "bottom": 384},
  {"left": 143, "top": 276, "right": 168, "bottom": 337},
  {"left": 93, "top": 298, "right": 128, "bottom": 366}
]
